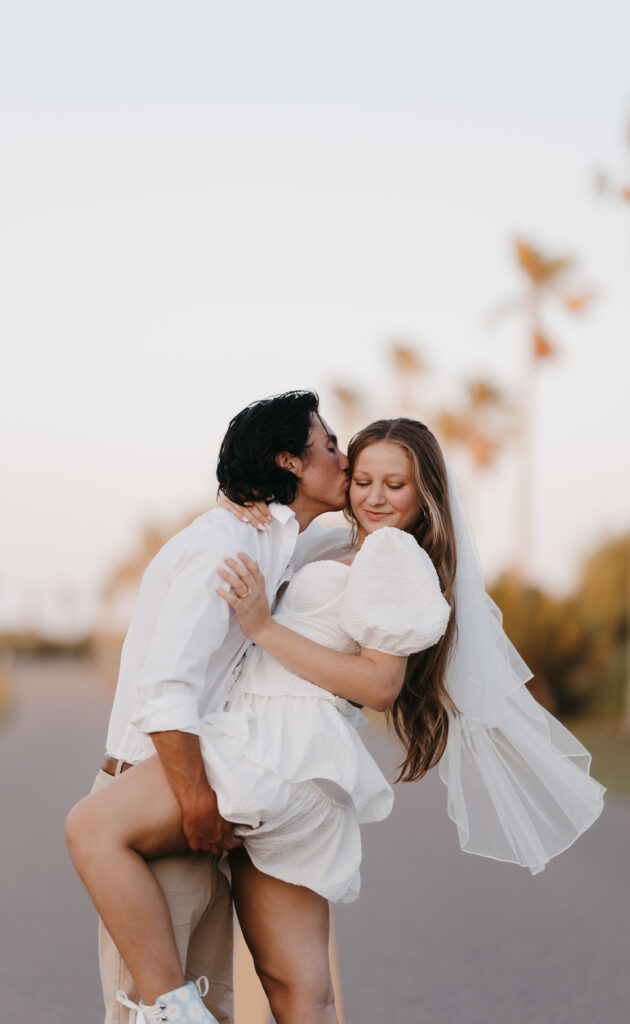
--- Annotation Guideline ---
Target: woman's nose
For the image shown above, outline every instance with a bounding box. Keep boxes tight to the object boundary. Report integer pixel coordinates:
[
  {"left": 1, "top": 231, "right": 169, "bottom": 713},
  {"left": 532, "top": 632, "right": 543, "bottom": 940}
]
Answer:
[{"left": 369, "top": 485, "right": 385, "bottom": 504}]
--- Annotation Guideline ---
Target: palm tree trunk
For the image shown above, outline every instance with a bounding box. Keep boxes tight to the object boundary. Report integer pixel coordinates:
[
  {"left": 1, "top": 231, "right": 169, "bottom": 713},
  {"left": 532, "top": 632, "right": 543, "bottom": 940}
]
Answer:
[{"left": 516, "top": 289, "right": 539, "bottom": 582}]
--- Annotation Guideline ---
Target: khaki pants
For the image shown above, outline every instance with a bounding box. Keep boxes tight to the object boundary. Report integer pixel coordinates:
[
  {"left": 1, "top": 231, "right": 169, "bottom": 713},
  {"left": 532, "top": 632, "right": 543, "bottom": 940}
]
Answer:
[{"left": 90, "top": 769, "right": 234, "bottom": 1024}]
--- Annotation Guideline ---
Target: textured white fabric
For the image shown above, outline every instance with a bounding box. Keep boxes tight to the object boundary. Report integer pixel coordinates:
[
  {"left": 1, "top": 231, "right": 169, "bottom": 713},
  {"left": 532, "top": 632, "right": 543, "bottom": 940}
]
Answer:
[
  {"left": 198, "top": 527, "right": 450, "bottom": 903},
  {"left": 439, "top": 462, "right": 605, "bottom": 873},
  {"left": 106, "top": 504, "right": 328, "bottom": 763},
  {"left": 340, "top": 527, "right": 451, "bottom": 655}
]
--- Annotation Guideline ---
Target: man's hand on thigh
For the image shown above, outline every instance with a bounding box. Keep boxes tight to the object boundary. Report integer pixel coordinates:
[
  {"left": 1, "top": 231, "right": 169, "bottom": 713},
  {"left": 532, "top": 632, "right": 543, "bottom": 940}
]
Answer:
[
  {"left": 151, "top": 730, "right": 243, "bottom": 854},
  {"left": 181, "top": 783, "right": 243, "bottom": 854}
]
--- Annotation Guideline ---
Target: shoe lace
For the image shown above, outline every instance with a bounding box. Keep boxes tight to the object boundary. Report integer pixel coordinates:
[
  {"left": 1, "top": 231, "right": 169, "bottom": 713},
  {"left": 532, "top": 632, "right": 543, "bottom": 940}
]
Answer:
[
  {"left": 116, "top": 978, "right": 209, "bottom": 1023},
  {"left": 116, "top": 990, "right": 168, "bottom": 1023},
  {"left": 195, "top": 976, "right": 209, "bottom": 998}
]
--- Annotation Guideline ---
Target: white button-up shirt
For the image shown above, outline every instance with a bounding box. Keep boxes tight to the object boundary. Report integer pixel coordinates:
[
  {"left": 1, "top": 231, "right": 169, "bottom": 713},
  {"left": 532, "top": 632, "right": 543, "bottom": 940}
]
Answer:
[{"left": 105, "top": 503, "right": 332, "bottom": 764}]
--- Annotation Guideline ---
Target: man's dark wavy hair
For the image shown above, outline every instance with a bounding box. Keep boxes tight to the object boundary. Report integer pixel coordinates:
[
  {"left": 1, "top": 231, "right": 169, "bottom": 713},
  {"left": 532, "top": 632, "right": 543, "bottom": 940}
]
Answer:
[{"left": 216, "top": 390, "right": 320, "bottom": 505}]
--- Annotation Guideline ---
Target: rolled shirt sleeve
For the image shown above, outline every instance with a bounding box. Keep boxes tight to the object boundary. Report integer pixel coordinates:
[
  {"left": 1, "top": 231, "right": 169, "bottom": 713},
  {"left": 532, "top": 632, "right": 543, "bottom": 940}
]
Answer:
[{"left": 130, "top": 543, "right": 231, "bottom": 737}]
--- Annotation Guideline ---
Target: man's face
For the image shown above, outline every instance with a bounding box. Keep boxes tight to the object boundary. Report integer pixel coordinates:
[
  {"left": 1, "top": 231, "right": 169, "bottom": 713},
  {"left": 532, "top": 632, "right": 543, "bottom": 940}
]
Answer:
[{"left": 297, "top": 414, "right": 349, "bottom": 513}]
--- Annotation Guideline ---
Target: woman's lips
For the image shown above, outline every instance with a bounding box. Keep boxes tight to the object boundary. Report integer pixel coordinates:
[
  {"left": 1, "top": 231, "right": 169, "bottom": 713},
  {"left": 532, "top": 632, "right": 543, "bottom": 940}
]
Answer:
[{"left": 365, "top": 510, "right": 390, "bottom": 521}]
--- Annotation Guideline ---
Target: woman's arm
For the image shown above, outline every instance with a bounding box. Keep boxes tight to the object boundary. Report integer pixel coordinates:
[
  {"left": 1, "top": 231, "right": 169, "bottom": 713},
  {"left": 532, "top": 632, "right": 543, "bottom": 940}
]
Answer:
[
  {"left": 251, "top": 621, "right": 405, "bottom": 713},
  {"left": 216, "top": 554, "right": 406, "bottom": 713}
]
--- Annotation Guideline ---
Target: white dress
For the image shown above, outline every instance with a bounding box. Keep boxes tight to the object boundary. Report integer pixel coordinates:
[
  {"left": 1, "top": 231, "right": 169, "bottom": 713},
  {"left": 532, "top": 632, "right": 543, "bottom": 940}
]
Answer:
[{"left": 198, "top": 527, "right": 451, "bottom": 904}]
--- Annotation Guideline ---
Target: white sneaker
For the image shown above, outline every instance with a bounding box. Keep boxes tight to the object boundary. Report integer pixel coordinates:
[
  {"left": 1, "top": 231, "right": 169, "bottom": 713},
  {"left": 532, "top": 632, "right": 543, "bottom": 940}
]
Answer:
[{"left": 116, "top": 976, "right": 218, "bottom": 1023}]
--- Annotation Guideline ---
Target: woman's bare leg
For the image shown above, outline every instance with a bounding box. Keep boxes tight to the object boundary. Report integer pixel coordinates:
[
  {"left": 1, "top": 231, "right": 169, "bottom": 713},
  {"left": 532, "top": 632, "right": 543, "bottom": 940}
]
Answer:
[
  {"left": 66, "top": 756, "right": 190, "bottom": 1003},
  {"left": 231, "top": 849, "right": 338, "bottom": 1024}
]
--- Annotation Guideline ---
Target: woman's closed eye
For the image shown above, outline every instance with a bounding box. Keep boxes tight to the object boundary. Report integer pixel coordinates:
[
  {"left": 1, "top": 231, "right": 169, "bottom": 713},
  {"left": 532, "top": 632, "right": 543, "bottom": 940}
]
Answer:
[{"left": 353, "top": 480, "right": 404, "bottom": 489}]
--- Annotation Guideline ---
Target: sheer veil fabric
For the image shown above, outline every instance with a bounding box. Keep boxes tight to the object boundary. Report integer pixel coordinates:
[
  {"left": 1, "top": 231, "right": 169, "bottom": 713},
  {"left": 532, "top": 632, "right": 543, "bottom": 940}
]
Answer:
[{"left": 438, "top": 463, "right": 605, "bottom": 873}]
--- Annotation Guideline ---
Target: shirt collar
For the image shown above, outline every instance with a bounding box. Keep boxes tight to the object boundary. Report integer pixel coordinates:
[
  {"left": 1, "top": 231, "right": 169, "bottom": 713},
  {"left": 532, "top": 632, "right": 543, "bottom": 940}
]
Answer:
[{"left": 268, "top": 502, "right": 297, "bottom": 526}]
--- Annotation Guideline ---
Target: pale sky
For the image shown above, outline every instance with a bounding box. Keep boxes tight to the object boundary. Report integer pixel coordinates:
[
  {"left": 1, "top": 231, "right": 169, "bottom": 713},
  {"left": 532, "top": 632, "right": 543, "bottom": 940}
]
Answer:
[{"left": 2, "top": 1, "right": 629, "bottom": 635}]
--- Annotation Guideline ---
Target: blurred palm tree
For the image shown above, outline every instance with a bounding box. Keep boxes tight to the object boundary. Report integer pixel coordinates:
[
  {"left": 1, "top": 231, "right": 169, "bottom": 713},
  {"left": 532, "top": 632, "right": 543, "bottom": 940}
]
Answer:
[
  {"left": 388, "top": 340, "right": 428, "bottom": 417},
  {"left": 489, "top": 237, "right": 592, "bottom": 580},
  {"left": 330, "top": 384, "right": 367, "bottom": 449},
  {"left": 330, "top": 339, "right": 428, "bottom": 444},
  {"left": 595, "top": 112, "right": 630, "bottom": 204},
  {"left": 332, "top": 344, "right": 510, "bottom": 526},
  {"left": 437, "top": 377, "right": 513, "bottom": 523}
]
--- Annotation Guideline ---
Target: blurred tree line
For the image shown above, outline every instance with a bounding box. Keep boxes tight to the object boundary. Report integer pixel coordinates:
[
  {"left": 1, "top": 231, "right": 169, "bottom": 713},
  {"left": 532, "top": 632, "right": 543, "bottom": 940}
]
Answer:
[
  {"left": 490, "top": 534, "right": 629, "bottom": 720},
  {"left": 1, "top": 530, "right": 626, "bottom": 731}
]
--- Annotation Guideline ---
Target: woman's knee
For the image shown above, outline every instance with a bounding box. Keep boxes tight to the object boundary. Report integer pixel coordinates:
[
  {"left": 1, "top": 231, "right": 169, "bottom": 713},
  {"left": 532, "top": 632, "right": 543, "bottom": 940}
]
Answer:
[
  {"left": 257, "top": 963, "right": 335, "bottom": 1019},
  {"left": 65, "top": 799, "right": 93, "bottom": 864},
  {"left": 65, "top": 796, "right": 112, "bottom": 868}
]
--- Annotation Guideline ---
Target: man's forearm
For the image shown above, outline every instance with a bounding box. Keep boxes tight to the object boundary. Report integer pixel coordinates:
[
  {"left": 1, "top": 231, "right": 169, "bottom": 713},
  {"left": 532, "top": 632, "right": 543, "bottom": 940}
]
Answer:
[
  {"left": 150, "top": 729, "right": 208, "bottom": 808},
  {"left": 150, "top": 729, "right": 240, "bottom": 852}
]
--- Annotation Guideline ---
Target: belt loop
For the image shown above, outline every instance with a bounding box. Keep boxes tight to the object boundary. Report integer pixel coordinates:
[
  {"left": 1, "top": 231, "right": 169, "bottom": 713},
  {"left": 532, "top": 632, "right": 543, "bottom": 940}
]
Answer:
[{"left": 114, "top": 759, "right": 125, "bottom": 777}]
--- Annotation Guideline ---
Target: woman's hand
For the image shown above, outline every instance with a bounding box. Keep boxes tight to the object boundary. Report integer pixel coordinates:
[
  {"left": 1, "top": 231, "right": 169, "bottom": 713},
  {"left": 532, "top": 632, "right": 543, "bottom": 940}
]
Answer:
[
  {"left": 216, "top": 493, "right": 272, "bottom": 532},
  {"left": 216, "top": 552, "right": 273, "bottom": 643}
]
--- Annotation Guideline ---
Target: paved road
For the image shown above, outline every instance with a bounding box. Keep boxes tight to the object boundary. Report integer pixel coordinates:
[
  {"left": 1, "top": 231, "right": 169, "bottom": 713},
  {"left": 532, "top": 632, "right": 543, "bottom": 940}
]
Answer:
[
  {"left": 1, "top": 659, "right": 628, "bottom": 1023},
  {"left": 336, "top": 731, "right": 630, "bottom": 1024}
]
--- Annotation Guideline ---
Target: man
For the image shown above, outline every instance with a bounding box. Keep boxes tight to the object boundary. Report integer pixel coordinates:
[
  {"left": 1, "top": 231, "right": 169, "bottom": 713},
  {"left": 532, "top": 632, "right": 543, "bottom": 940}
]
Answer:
[{"left": 91, "top": 390, "right": 349, "bottom": 1023}]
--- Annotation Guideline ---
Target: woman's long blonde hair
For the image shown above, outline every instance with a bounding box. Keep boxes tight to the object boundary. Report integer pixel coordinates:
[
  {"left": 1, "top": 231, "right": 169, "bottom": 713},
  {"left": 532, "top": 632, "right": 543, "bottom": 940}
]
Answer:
[{"left": 346, "top": 419, "right": 459, "bottom": 782}]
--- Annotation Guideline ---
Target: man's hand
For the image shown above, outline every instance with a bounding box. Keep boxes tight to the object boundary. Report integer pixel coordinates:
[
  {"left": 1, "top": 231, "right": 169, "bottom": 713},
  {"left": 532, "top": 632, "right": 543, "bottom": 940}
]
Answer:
[
  {"left": 151, "top": 730, "right": 243, "bottom": 855},
  {"left": 180, "top": 780, "right": 242, "bottom": 855}
]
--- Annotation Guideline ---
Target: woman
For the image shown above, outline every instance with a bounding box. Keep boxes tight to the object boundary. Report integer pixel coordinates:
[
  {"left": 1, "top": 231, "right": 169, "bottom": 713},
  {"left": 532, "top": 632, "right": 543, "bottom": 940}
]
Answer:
[{"left": 66, "top": 419, "right": 604, "bottom": 1024}]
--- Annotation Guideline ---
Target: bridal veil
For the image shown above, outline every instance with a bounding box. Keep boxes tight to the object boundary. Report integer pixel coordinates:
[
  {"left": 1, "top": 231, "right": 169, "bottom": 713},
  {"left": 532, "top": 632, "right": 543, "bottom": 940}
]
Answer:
[{"left": 438, "top": 463, "right": 605, "bottom": 873}]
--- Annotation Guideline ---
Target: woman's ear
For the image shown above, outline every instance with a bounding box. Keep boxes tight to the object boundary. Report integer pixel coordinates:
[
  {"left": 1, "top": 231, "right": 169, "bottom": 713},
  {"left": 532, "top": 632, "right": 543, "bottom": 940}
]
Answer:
[{"left": 275, "top": 451, "right": 301, "bottom": 473}]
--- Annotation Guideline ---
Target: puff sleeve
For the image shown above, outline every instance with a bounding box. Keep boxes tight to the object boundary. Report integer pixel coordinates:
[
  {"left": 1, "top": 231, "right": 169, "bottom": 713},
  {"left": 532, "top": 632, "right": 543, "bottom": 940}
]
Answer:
[{"left": 339, "top": 527, "right": 450, "bottom": 656}]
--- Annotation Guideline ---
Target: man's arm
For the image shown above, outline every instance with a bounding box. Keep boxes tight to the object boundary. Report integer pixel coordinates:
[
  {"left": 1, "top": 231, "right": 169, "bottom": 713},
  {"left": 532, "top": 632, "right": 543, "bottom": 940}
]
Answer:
[
  {"left": 130, "top": 527, "right": 258, "bottom": 852},
  {"left": 150, "top": 731, "right": 242, "bottom": 853},
  {"left": 132, "top": 545, "right": 232, "bottom": 737}
]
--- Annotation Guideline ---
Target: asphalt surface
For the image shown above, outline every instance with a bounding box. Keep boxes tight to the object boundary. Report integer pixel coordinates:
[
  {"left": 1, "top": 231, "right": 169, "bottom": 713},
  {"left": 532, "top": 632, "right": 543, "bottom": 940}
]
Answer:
[{"left": 1, "top": 658, "right": 628, "bottom": 1024}]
